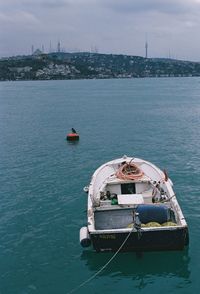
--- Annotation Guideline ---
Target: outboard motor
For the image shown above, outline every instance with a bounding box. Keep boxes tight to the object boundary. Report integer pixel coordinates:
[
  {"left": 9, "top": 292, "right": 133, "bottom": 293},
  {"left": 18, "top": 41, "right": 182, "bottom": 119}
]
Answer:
[
  {"left": 134, "top": 212, "right": 141, "bottom": 230},
  {"left": 133, "top": 211, "right": 142, "bottom": 240}
]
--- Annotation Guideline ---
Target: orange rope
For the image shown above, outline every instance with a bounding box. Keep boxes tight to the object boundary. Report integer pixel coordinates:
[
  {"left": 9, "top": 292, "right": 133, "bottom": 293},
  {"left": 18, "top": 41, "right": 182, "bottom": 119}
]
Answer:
[{"left": 116, "top": 162, "right": 143, "bottom": 180}]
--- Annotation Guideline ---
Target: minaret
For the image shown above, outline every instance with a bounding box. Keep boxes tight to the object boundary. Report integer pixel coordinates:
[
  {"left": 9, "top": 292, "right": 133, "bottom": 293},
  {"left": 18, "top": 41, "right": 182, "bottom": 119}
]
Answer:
[
  {"left": 57, "top": 41, "right": 61, "bottom": 53},
  {"left": 49, "top": 41, "right": 52, "bottom": 53},
  {"left": 145, "top": 40, "right": 148, "bottom": 58}
]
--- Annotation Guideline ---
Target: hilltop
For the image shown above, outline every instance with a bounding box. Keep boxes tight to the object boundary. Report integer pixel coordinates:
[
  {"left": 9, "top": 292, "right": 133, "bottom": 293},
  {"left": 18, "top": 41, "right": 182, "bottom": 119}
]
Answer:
[{"left": 1, "top": 52, "right": 200, "bottom": 81}]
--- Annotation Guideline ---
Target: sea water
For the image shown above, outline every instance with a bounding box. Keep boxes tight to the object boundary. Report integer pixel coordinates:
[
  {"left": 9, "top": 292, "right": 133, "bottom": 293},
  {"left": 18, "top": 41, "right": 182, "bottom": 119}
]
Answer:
[{"left": 0, "top": 77, "right": 200, "bottom": 294}]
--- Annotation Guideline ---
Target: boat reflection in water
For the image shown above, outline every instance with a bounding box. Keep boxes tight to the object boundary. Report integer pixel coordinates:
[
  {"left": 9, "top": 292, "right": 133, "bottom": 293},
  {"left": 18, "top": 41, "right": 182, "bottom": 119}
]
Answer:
[{"left": 81, "top": 249, "right": 190, "bottom": 289}]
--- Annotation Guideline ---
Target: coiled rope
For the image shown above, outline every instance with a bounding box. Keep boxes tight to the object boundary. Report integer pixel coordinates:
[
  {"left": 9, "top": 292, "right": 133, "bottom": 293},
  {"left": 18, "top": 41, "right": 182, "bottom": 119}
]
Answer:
[
  {"left": 66, "top": 228, "right": 134, "bottom": 294},
  {"left": 116, "top": 160, "right": 143, "bottom": 180}
]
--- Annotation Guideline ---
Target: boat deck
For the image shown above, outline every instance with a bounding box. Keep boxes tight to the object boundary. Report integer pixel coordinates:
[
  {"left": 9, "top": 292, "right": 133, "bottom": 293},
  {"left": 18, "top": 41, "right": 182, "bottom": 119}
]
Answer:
[
  {"left": 94, "top": 191, "right": 176, "bottom": 230},
  {"left": 99, "top": 189, "right": 157, "bottom": 208}
]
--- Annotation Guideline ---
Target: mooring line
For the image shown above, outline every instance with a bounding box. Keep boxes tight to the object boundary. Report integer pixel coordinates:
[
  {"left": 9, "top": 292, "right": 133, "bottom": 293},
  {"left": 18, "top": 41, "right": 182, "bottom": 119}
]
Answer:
[{"left": 66, "top": 228, "right": 134, "bottom": 294}]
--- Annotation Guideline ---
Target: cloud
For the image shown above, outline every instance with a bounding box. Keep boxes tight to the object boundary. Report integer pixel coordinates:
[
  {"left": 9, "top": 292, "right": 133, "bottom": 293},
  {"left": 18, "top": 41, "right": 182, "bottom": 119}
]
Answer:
[
  {"left": 0, "top": 0, "right": 68, "bottom": 6},
  {"left": 0, "top": 10, "right": 40, "bottom": 25},
  {"left": 99, "top": 0, "right": 199, "bottom": 15},
  {"left": 28, "top": 0, "right": 69, "bottom": 9},
  {"left": 1, "top": 0, "right": 200, "bottom": 60}
]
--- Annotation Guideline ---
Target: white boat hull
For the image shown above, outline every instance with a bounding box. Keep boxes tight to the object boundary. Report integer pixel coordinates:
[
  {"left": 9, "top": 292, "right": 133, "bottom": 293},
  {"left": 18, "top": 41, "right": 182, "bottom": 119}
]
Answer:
[{"left": 81, "top": 155, "right": 189, "bottom": 252}]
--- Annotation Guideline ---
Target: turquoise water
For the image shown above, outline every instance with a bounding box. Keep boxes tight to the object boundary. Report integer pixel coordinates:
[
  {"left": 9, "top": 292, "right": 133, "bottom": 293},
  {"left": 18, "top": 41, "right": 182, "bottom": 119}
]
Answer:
[{"left": 0, "top": 77, "right": 200, "bottom": 293}]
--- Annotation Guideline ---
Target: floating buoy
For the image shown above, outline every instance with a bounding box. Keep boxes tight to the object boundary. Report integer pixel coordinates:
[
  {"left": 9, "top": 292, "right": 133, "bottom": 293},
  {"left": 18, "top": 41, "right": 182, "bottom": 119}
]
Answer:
[
  {"left": 66, "top": 133, "right": 79, "bottom": 141},
  {"left": 66, "top": 128, "right": 79, "bottom": 141}
]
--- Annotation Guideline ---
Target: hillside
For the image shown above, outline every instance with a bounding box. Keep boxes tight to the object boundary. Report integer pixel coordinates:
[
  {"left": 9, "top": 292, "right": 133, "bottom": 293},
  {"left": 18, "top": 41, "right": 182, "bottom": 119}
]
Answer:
[{"left": 1, "top": 52, "right": 200, "bottom": 81}]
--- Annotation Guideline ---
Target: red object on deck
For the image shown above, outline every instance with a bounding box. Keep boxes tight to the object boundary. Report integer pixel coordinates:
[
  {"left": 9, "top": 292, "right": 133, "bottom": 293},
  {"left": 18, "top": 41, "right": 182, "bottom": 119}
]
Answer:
[{"left": 66, "top": 133, "right": 79, "bottom": 141}]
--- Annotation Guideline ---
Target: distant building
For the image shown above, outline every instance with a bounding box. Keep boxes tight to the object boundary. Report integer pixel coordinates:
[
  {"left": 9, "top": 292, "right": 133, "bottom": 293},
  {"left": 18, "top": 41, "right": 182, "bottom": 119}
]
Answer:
[{"left": 33, "top": 49, "right": 43, "bottom": 56}]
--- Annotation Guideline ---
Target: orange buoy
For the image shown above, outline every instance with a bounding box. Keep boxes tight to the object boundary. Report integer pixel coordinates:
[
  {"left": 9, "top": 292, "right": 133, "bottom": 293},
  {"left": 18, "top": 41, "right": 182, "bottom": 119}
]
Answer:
[
  {"left": 66, "top": 128, "right": 79, "bottom": 141},
  {"left": 66, "top": 133, "right": 79, "bottom": 141}
]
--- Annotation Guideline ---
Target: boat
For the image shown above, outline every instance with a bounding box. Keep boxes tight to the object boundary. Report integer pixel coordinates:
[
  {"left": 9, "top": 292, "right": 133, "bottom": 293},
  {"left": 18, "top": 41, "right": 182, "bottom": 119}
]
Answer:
[{"left": 80, "top": 155, "right": 189, "bottom": 252}]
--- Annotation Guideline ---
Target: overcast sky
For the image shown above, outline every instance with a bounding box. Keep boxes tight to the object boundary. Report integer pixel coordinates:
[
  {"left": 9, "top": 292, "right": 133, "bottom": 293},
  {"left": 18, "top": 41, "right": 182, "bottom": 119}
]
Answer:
[{"left": 1, "top": 0, "right": 200, "bottom": 61}]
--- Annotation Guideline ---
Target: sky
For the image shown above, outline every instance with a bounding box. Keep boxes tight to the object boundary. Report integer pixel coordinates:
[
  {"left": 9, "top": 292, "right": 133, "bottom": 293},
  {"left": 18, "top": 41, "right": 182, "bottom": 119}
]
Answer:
[{"left": 1, "top": 0, "right": 200, "bottom": 61}]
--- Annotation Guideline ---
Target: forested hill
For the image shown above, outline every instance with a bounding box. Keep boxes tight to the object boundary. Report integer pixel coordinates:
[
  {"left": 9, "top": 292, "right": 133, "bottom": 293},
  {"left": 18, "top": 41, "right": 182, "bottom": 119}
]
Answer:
[{"left": 1, "top": 52, "right": 200, "bottom": 81}]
